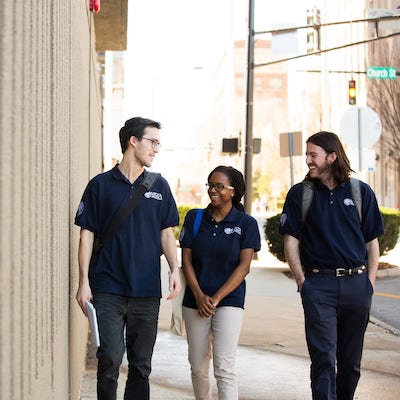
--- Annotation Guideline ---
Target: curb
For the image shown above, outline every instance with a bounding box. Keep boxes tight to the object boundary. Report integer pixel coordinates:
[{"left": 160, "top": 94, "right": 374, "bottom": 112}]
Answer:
[
  {"left": 369, "top": 316, "right": 400, "bottom": 337},
  {"left": 377, "top": 266, "right": 400, "bottom": 279}
]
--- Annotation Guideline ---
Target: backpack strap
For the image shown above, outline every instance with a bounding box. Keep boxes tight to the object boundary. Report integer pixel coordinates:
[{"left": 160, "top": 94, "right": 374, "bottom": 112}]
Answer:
[
  {"left": 92, "top": 171, "right": 161, "bottom": 257},
  {"left": 141, "top": 171, "right": 161, "bottom": 190},
  {"left": 301, "top": 179, "right": 314, "bottom": 224},
  {"left": 193, "top": 208, "right": 204, "bottom": 237},
  {"left": 301, "top": 178, "right": 362, "bottom": 225},
  {"left": 349, "top": 177, "right": 362, "bottom": 223}
]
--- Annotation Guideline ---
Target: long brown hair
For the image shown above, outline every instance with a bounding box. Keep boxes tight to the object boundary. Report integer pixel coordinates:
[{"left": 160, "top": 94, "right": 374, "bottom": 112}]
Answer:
[{"left": 306, "top": 131, "right": 354, "bottom": 183}]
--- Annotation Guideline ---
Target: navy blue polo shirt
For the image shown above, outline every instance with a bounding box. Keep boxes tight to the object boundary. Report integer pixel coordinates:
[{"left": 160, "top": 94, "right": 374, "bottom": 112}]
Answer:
[
  {"left": 279, "top": 179, "right": 384, "bottom": 269},
  {"left": 179, "top": 206, "right": 261, "bottom": 309},
  {"left": 74, "top": 166, "right": 179, "bottom": 297}
]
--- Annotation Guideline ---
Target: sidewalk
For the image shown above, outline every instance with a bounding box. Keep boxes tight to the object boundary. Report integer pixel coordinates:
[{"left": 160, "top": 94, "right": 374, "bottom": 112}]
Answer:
[{"left": 79, "top": 241, "right": 400, "bottom": 399}]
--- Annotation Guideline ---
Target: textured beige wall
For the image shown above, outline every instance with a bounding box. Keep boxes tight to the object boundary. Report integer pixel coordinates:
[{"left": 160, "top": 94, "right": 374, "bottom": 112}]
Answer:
[{"left": 0, "top": 1, "right": 102, "bottom": 399}]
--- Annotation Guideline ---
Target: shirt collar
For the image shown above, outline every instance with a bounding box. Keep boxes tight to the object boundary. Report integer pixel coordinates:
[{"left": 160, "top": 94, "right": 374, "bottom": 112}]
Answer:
[
  {"left": 111, "top": 164, "right": 145, "bottom": 185},
  {"left": 204, "top": 204, "right": 240, "bottom": 223},
  {"left": 313, "top": 179, "right": 348, "bottom": 192}
]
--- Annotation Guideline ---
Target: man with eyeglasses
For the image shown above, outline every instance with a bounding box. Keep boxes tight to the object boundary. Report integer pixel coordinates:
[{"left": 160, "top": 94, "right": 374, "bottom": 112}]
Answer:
[{"left": 75, "top": 117, "right": 181, "bottom": 400}]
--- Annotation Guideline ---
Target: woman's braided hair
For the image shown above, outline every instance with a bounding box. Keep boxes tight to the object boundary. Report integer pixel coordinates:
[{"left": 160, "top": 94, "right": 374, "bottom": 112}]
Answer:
[{"left": 207, "top": 166, "right": 245, "bottom": 211}]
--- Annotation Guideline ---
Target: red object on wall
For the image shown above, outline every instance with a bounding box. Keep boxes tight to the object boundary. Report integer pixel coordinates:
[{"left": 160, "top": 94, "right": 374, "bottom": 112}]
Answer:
[{"left": 89, "top": 0, "right": 100, "bottom": 13}]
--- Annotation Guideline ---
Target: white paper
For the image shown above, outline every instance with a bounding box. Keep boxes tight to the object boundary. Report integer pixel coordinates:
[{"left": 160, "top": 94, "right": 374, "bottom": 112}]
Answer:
[{"left": 86, "top": 301, "right": 100, "bottom": 347}]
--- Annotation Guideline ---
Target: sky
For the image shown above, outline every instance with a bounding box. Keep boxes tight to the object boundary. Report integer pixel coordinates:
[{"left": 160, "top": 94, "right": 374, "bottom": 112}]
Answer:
[
  {"left": 120, "top": 0, "right": 318, "bottom": 175},
  {"left": 123, "top": 1, "right": 311, "bottom": 122}
]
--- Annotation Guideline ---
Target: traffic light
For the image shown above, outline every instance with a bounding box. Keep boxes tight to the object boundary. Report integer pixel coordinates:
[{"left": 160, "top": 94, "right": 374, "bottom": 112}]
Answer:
[
  {"left": 306, "top": 7, "right": 321, "bottom": 53},
  {"left": 348, "top": 80, "right": 356, "bottom": 105}
]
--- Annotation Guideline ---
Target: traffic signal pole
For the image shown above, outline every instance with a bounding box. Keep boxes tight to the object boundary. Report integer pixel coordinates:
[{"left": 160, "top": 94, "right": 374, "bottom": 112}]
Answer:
[
  {"left": 243, "top": 8, "right": 398, "bottom": 209},
  {"left": 244, "top": 0, "right": 255, "bottom": 214}
]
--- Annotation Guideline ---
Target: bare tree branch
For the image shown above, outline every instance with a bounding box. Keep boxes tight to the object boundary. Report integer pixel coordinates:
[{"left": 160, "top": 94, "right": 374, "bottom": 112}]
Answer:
[{"left": 367, "top": 37, "right": 400, "bottom": 156}]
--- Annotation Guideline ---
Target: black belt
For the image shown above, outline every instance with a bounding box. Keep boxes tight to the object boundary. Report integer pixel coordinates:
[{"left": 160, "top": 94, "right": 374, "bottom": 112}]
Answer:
[{"left": 305, "top": 266, "right": 366, "bottom": 277}]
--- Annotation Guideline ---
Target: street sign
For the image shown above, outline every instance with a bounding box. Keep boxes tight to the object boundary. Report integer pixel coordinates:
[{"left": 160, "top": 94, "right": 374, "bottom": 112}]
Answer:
[
  {"left": 279, "top": 131, "right": 302, "bottom": 157},
  {"left": 367, "top": 8, "right": 400, "bottom": 29},
  {"left": 339, "top": 106, "right": 382, "bottom": 149},
  {"left": 280, "top": 131, "right": 302, "bottom": 187},
  {"left": 271, "top": 24, "right": 299, "bottom": 55},
  {"left": 366, "top": 66, "right": 397, "bottom": 80},
  {"left": 339, "top": 106, "right": 382, "bottom": 172},
  {"left": 222, "top": 138, "right": 239, "bottom": 153}
]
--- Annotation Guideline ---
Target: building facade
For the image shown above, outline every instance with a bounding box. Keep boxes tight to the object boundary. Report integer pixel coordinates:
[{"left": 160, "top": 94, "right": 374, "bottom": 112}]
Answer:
[{"left": 0, "top": 1, "right": 127, "bottom": 399}]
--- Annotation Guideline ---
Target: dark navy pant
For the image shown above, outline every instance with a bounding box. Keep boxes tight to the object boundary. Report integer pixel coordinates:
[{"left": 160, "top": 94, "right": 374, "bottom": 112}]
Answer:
[
  {"left": 301, "top": 272, "right": 373, "bottom": 400},
  {"left": 93, "top": 293, "right": 160, "bottom": 400}
]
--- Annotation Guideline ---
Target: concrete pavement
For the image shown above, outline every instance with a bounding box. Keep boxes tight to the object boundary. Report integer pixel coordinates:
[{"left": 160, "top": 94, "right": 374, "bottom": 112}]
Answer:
[{"left": 79, "top": 240, "right": 400, "bottom": 399}]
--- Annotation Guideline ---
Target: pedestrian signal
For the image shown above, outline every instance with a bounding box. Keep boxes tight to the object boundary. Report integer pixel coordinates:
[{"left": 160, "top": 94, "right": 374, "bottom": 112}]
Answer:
[{"left": 348, "top": 80, "right": 356, "bottom": 105}]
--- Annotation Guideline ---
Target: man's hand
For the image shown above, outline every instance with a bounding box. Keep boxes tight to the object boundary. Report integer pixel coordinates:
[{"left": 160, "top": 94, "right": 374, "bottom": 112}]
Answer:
[
  {"left": 167, "top": 268, "right": 181, "bottom": 300},
  {"left": 76, "top": 228, "right": 94, "bottom": 316},
  {"left": 76, "top": 283, "right": 93, "bottom": 317}
]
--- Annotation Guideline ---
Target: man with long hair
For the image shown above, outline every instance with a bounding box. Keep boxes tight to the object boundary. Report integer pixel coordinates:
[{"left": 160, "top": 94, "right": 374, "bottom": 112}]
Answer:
[{"left": 279, "top": 131, "right": 384, "bottom": 400}]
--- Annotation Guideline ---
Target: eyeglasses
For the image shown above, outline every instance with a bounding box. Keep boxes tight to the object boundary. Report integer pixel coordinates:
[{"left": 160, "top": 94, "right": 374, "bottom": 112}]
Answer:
[
  {"left": 206, "top": 182, "right": 234, "bottom": 192},
  {"left": 142, "top": 137, "right": 161, "bottom": 150}
]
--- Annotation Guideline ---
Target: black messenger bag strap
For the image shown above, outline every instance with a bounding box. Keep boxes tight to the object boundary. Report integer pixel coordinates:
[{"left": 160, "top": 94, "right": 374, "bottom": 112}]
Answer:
[{"left": 92, "top": 171, "right": 161, "bottom": 257}]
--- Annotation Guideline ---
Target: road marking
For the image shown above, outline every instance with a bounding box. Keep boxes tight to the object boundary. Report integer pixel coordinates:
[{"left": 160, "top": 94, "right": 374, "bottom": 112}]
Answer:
[{"left": 375, "top": 291, "right": 400, "bottom": 299}]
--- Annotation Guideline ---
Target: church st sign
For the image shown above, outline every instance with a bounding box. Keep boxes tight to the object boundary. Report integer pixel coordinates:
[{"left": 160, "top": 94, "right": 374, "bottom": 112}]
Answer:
[{"left": 366, "top": 66, "right": 397, "bottom": 80}]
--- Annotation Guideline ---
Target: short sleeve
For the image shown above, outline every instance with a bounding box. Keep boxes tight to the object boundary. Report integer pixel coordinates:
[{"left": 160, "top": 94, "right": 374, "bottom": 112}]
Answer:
[
  {"left": 241, "top": 215, "right": 261, "bottom": 252},
  {"left": 179, "top": 209, "right": 197, "bottom": 248},
  {"left": 74, "top": 178, "right": 99, "bottom": 233},
  {"left": 360, "top": 182, "right": 384, "bottom": 242},
  {"left": 279, "top": 183, "right": 303, "bottom": 240}
]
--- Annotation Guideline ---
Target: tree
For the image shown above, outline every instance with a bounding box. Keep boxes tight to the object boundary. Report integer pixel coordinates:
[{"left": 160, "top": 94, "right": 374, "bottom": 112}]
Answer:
[
  {"left": 367, "top": 35, "right": 400, "bottom": 207},
  {"left": 368, "top": 37, "right": 400, "bottom": 156}
]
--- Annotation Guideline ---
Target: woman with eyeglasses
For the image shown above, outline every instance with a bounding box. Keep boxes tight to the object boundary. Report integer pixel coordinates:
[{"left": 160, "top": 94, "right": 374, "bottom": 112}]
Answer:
[{"left": 179, "top": 165, "right": 261, "bottom": 400}]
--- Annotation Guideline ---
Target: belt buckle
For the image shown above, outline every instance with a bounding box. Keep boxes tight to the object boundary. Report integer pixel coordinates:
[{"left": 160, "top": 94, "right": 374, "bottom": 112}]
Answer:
[
  {"left": 336, "top": 268, "right": 347, "bottom": 277},
  {"left": 354, "top": 266, "right": 365, "bottom": 275}
]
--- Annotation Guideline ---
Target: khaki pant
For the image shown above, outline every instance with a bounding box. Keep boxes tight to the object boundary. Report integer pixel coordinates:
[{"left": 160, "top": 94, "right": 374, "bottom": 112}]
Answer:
[{"left": 183, "top": 306, "right": 243, "bottom": 400}]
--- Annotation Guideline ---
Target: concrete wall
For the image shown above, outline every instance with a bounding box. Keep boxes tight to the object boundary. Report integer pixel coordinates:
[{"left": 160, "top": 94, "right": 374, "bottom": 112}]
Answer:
[{"left": 0, "top": 1, "right": 102, "bottom": 399}]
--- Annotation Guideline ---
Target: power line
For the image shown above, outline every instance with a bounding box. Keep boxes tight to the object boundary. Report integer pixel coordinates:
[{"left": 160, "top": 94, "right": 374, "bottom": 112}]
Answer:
[
  {"left": 254, "top": 14, "right": 400, "bottom": 36},
  {"left": 254, "top": 31, "right": 400, "bottom": 68},
  {"left": 296, "top": 69, "right": 400, "bottom": 76}
]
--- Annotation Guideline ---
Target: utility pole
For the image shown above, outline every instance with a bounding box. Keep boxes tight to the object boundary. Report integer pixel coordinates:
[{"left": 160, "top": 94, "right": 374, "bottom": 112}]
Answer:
[
  {"left": 244, "top": 0, "right": 255, "bottom": 214},
  {"left": 242, "top": 8, "right": 399, "bottom": 213}
]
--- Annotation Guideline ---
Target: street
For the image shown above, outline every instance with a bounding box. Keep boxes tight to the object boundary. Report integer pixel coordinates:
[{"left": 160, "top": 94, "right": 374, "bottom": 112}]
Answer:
[{"left": 372, "top": 276, "right": 400, "bottom": 332}]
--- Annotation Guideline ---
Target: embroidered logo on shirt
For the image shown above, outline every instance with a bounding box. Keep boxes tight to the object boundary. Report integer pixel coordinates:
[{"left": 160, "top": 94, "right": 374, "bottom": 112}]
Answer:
[
  {"left": 343, "top": 198, "right": 355, "bottom": 207},
  {"left": 144, "top": 191, "right": 163, "bottom": 201},
  {"left": 280, "top": 213, "right": 287, "bottom": 226},
  {"left": 77, "top": 201, "right": 84, "bottom": 216},
  {"left": 224, "top": 227, "right": 242, "bottom": 235}
]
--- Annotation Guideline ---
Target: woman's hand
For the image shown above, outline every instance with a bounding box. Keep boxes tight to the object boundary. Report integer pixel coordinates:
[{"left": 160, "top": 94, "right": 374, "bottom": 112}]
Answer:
[{"left": 195, "top": 293, "right": 216, "bottom": 318}]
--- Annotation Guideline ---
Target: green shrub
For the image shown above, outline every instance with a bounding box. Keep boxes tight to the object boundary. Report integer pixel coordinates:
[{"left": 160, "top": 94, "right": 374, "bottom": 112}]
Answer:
[
  {"left": 173, "top": 205, "right": 201, "bottom": 240},
  {"left": 378, "top": 207, "right": 400, "bottom": 255},
  {"left": 264, "top": 207, "right": 400, "bottom": 262},
  {"left": 264, "top": 213, "right": 286, "bottom": 262}
]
